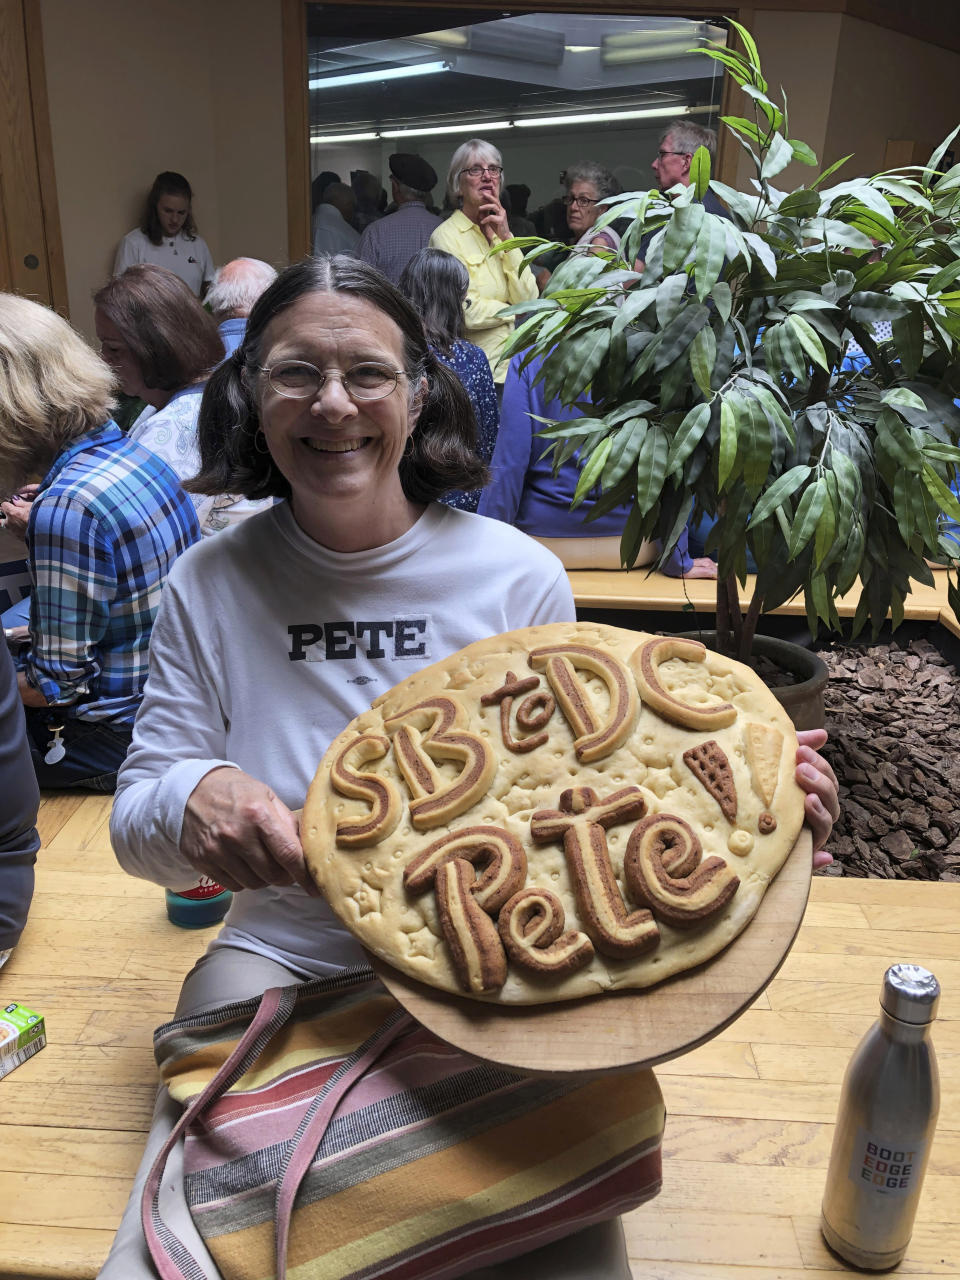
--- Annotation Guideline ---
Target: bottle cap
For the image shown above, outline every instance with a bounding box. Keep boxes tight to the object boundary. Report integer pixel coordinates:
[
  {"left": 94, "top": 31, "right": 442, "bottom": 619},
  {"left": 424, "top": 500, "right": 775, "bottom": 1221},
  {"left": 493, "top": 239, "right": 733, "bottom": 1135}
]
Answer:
[{"left": 881, "top": 963, "right": 940, "bottom": 1024}]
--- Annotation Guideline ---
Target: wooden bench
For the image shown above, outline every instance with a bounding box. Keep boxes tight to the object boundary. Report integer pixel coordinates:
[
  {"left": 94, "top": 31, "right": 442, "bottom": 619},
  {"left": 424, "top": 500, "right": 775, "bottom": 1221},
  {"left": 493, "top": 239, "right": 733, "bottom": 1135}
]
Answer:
[
  {"left": 1, "top": 794, "right": 957, "bottom": 1278},
  {"left": 568, "top": 564, "right": 960, "bottom": 640}
]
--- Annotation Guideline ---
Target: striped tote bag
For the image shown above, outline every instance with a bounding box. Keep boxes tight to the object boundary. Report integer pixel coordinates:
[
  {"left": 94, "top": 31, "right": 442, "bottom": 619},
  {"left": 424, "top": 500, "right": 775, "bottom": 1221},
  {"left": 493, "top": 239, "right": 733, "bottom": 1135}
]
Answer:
[{"left": 145, "top": 964, "right": 664, "bottom": 1280}]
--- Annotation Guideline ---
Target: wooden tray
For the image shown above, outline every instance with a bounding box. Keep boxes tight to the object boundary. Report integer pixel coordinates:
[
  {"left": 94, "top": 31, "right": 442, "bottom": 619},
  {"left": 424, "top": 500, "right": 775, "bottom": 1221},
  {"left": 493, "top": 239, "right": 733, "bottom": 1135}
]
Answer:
[{"left": 371, "top": 828, "right": 812, "bottom": 1075}]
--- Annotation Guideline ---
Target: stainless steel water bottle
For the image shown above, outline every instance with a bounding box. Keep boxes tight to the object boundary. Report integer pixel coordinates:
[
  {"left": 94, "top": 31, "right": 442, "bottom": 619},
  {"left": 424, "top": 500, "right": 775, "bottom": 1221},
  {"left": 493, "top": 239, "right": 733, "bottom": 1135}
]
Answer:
[{"left": 820, "top": 963, "right": 940, "bottom": 1270}]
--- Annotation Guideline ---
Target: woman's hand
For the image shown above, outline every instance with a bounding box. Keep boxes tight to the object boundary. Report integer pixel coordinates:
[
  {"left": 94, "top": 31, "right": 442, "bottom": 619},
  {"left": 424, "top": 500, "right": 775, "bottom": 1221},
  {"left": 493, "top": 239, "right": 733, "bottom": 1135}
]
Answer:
[
  {"left": 478, "top": 198, "right": 511, "bottom": 245},
  {"left": 0, "top": 484, "right": 39, "bottom": 540},
  {"left": 180, "top": 767, "right": 320, "bottom": 895},
  {"left": 794, "top": 729, "right": 840, "bottom": 868}
]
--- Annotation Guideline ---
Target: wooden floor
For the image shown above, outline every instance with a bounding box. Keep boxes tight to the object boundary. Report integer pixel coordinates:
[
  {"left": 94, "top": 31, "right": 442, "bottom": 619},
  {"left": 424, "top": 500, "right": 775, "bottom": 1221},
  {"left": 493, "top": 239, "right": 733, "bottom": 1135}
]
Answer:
[{"left": 0, "top": 793, "right": 957, "bottom": 1279}]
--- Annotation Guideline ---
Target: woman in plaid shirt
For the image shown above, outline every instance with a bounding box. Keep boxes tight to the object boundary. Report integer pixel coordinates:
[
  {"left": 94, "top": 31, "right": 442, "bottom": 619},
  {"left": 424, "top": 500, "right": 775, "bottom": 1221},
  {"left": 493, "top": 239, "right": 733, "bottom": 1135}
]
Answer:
[{"left": 0, "top": 295, "right": 200, "bottom": 790}]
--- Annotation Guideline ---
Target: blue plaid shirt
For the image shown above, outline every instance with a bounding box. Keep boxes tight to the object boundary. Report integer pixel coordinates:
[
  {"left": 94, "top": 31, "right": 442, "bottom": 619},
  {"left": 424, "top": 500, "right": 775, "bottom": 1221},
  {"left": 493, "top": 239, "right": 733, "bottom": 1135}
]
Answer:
[{"left": 20, "top": 422, "right": 200, "bottom": 724}]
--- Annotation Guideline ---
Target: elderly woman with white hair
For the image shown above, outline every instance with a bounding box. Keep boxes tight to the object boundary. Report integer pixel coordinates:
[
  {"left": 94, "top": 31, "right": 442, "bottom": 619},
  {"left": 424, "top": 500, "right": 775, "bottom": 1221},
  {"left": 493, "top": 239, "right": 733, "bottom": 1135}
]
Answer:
[{"left": 429, "top": 138, "right": 538, "bottom": 384}]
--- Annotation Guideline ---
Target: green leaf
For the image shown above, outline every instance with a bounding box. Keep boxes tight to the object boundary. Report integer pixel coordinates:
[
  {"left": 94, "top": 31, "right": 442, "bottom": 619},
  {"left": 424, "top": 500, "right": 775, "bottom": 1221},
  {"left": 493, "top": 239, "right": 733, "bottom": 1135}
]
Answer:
[
  {"left": 760, "top": 132, "right": 795, "bottom": 181},
  {"left": 811, "top": 154, "right": 853, "bottom": 190},
  {"left": 881, "top": 387, "right": 928, "bottom": 415},
  {"left": 663, "top": 202, "right": 705, "bottom": 273},
  {"left": 890, "top": 310, "right": 924, "bottom": 378},
  {"left": 611, "top": 287, "right": 657, "bottom": 339},
  {"left": 571, "top": 437, "right": 612, "bottom": 509},
  {"left": 877, "top": 408, "right": 923, "bottom": 471},
  {"left": 635, "top": 427, "right": 668, "bottom": 516},
  {"left": 925, "top": 124, "right": 960, "bottom": 185},
  {"left": 667, "top": 402, "right": 712, "bottom": 475},
  {"left": 729, "top": 19, "right": 762, "bottom": 77},
  {"left": 750, "top": 464, "right": 812, "bottom": 526},
  {"left": 720, "top": 115, "right": 765, "bottom": 145},
  {"left": 601, "top": 417, "right": 647, "bottom": 490},
  {"left": 787, "top": 314, "right": 829, "bottom": 370},
  {"left": 922, "top": 464, "right": 960, "bottom": 522},
  {"left": 689, "top": 325, "right": 717, "bottom": 396},
  {"left": 718, "top": 397, "right": 739, "bottom": 490},
  {"left": 789, "top": 139, "right": 818, "bottom": 166},
  {"left": 710, "top": 281, "right": 733, "bottom": 324},
  {"left": 778, "top": 189, "right": 820, "bottom": 220},
  {"left": 694, "top": 215, "right": 728, "bottom": 301},
  {"left": 813, "top": 488, "right": 837, "bottom": 567},
  {"left": 787, "top": 478, "right": 827, "bottom": 560},
  {"left": 831, "top": 451, "right": 862, "bottom": 519},
  {"left": 654, "top": 304, "right": 711, "bottom": 371},
  {"left": 927, "top": 259, "right": 960, "bottom": 294},
  {"left": 689, "top": 145, "right": 711, "bottom": 200},
  {"left": 655, "top": 273, "right": 689, "bottom": 328}
]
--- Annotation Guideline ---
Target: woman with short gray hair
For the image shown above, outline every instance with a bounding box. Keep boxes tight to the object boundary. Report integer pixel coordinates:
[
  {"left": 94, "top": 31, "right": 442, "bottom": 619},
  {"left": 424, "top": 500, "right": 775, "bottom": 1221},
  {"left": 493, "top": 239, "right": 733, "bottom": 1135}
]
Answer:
[
  {"left": 562, "top": 161, "right": 624, "bottom": 252},
  {"left": 430, "top": 138, "right": 538, "bottom": 384}
]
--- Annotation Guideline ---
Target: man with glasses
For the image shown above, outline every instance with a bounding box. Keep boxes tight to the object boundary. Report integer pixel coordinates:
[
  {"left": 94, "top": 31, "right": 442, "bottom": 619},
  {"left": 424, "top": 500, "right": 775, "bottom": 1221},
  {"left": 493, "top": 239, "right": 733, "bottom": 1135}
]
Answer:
[{"left": 639, "top": 120, "right": 729, "bottom": 266}]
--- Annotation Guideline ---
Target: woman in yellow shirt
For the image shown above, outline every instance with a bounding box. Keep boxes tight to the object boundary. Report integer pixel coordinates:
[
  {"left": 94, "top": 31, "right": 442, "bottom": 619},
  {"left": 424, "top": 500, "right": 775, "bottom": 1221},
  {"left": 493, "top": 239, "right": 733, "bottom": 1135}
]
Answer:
[{"left": 429, "top": 139, "right": 538, "bottom": 384}]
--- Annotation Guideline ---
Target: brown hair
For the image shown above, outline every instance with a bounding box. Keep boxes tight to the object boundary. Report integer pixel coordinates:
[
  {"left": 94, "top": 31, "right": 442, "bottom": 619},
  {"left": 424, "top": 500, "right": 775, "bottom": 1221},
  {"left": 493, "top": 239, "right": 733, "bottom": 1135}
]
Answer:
[
  {"left": 191, "top": 255, "right": 487, "bottom": 504},
  {"left": 93, "top": 264, "right": 224, "bottom": 392},
  {"left": 0, "top": 293, "right": 114, "bottom": 487}
]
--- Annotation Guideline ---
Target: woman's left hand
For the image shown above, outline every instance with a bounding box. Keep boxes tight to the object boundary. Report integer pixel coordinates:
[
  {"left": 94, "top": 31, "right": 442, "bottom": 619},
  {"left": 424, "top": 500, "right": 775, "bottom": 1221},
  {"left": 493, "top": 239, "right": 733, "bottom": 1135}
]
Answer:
[{"left": 794, "top": 728, "right": 840, "bottom": 867}]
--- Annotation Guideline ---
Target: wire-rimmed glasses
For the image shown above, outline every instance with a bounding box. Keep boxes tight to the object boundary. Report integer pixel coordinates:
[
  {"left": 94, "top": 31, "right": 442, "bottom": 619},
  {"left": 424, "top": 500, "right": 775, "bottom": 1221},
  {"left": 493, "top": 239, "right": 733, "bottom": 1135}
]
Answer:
[
  {"left": 259, "top": 360, "right": 404, "bottom": 401},
  {"left": 460, "top": 164, "right": 503, "bottom": 180}
]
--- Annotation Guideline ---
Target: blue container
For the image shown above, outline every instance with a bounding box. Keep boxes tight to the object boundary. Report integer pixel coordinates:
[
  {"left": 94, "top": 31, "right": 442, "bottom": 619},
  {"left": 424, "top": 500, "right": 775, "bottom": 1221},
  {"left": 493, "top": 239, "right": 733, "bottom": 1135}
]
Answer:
[{"left": 165, "top": 881, "right": 232, "bottom": 928}]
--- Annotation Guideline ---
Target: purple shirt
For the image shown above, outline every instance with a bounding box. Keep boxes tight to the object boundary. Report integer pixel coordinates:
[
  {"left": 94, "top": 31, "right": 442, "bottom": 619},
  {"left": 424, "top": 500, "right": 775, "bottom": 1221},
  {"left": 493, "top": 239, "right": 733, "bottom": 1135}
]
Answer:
[{"left": 358, "top": 202, "right": 442, "bottom": 285}]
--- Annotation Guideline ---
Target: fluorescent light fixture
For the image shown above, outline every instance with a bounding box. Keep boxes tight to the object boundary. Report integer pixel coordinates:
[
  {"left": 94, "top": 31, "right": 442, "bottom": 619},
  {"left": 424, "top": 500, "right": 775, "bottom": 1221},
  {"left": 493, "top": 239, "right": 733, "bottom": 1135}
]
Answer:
[
  {"left": 565, "top": 45, "right": 599, "bottom": 53},
  {"left": 516, "top": 105, "right": 689, "bottom": 129},
  {"left": 468, "top": 25, "right": 564, "bottom": 66},
  {"left": 381, "top": 120, "right": 512, "bottom": 138},
  {"left": 311, "top": 131, "right": 380, "bottom": 144},
  {"left": 311, "top": 104, "right": 696, "bottom": 146},
  {"left": 309, "top": 60, "right": 448, "bottom": 90}
]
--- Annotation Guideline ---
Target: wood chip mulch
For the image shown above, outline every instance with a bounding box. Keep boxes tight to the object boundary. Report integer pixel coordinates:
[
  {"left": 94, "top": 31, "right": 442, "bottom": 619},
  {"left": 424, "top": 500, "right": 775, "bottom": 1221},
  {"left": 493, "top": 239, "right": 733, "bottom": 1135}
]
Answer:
[{"left": 814, "top": 635, "right": 960, "bottom": 881}]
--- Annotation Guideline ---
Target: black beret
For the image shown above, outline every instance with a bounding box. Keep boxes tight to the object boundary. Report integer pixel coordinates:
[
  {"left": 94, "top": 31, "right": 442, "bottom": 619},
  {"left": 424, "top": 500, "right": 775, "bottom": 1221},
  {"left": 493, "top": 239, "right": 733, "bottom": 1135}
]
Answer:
[{"left": 389, "top": 153, "right": 437, "bottom": 191}]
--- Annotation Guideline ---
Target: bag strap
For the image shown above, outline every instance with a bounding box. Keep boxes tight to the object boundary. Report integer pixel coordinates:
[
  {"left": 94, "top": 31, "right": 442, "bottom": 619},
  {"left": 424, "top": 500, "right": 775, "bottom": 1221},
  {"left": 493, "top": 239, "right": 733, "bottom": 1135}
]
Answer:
[
  {"left": 142, "top": 984, "right": 297, "bottom": 1280},
  {"left": 273, "top": 1006, "right": 414, "bottom": 1280}
]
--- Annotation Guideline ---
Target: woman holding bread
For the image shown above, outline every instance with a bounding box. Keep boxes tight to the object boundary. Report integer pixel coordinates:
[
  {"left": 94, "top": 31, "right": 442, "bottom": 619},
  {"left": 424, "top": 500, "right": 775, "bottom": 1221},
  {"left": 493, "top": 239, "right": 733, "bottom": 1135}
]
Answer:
[{"left": 103, "top": 255, "right": 839, "bottom": 1278}]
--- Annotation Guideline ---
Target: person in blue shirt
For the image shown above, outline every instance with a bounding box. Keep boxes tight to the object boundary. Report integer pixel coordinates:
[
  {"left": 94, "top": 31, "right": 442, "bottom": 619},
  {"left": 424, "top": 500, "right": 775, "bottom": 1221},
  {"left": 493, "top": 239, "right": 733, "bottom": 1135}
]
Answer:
[
  {"left": 479, "top": 352, "right": 716, "bottom": 576},
  {"left": 0, "top": 293, "right": 200, "bottom": 790},
  {"left": 399, "top": 247, "right": 499, "bottom": 511}
]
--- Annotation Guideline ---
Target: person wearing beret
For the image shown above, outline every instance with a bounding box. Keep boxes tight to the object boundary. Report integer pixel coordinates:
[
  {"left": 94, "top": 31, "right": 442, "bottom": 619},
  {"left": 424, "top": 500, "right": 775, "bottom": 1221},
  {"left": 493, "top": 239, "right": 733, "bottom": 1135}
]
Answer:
[{"left": 357, "top": 152, "right": 442, "bottom": 285}]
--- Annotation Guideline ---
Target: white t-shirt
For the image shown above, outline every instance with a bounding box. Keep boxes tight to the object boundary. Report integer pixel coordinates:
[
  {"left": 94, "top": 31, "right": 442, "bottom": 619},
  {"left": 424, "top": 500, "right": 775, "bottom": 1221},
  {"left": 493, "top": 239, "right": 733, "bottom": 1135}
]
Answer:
[
  {"left": 113, "top": 228, "right": 215, "bottom": 295},
  {"left": 110, "top": 501, "right": 575, "bottom": 976}
]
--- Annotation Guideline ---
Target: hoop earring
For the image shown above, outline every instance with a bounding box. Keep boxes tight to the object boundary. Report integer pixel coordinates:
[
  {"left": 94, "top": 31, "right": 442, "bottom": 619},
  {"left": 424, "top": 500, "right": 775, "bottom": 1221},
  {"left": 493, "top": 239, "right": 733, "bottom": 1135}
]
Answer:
[
  {"left": 403, "top": 433, "right": 415, "bottom": 459},
  {"left": 253, "top": 429, "right": 271, "bottom": 456}
]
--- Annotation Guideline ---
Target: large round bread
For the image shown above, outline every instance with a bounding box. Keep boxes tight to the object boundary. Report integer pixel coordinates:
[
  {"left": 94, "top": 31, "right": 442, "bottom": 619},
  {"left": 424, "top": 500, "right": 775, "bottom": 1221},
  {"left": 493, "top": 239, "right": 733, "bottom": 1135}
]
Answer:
[{"left": 303, "top": 622, "right": 806, "bottom": 1004}]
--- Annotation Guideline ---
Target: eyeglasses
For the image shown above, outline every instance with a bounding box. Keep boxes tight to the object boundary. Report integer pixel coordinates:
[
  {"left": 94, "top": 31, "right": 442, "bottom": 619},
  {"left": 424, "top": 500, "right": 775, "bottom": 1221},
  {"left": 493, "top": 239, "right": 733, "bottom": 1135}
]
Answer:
[
  {"left": 259, "top": 360, "right": 404, "bottom": 401},
  {"left": 562, "top": 195, "right": 598, "bottom": 208},
  {"left": 460, "top": 164, "right": 503, "bottom": 179},
  {"left": 656, "top": 149, "right": 690, "bottom": 160}
]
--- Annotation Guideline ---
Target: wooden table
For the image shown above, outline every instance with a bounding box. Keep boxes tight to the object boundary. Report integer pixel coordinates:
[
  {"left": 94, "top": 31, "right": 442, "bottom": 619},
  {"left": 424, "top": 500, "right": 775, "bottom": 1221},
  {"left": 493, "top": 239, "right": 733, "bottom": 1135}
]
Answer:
[
  {"left": 567, "top": 565, "right": 960, "bottom": 641},
  {"left": 1, "top": 794, "right": 957, "bottom": 1279}
]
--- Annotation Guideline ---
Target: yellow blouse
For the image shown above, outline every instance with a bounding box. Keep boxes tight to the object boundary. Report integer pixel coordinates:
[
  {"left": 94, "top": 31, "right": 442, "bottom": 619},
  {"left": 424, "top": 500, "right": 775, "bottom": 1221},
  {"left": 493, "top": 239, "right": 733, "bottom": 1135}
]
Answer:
[{"left": 429, "top": 210, "right": 539, "bottom": 383}]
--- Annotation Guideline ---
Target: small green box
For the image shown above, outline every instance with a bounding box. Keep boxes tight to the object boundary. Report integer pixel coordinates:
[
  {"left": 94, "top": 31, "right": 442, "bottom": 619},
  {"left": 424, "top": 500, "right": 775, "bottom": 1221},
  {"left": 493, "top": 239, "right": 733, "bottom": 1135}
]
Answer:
[{"left": 0, "top": 1001, "right": 46, "bottom": 1079}]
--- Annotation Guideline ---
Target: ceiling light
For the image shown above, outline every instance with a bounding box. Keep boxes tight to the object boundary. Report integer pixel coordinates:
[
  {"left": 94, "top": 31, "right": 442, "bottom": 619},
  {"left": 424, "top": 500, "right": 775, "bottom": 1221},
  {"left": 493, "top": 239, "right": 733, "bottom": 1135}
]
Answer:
[
  {"left": 381, "top": 120, "right": 513, "bottom": 138},
  {"left": 516, "top": 105, "right": 690, "bottom": 129},
  {"left": 311, "top": 131, "right": 380, "bottom": 144},
  {"left": 309, "top": 60, "right": 449, "bottom": 90}
]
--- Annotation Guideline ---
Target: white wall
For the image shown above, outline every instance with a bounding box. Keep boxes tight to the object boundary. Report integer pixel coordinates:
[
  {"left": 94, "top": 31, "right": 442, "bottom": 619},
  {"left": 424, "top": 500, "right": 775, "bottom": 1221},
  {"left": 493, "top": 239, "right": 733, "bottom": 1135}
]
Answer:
[{"left": 40, "top": 0, "right": 287, "bottom": 339}]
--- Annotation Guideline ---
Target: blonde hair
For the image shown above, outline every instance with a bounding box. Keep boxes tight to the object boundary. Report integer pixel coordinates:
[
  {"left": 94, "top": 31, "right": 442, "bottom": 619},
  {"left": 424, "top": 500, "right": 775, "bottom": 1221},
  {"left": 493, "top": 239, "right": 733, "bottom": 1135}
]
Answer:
[
  {"left": 0, "top": 294, "right": 115, "bottom": 487},
  {"left": 445, "top": 139, "right": 504, "bottom": 205}
]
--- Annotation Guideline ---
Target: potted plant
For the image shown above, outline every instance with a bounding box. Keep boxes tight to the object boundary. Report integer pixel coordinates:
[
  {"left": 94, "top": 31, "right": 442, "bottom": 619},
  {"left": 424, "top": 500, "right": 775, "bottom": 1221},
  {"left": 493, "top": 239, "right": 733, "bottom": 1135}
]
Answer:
[{"left": 494, "top": 22, "right": 960, "bottom": 685}]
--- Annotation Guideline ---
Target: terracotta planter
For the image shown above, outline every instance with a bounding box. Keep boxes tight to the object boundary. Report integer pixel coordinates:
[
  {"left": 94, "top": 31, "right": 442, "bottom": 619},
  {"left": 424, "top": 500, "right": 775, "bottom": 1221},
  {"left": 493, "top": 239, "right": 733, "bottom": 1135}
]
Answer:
[{"left": 678, "top": 630, "right": 829, "bottom": 731}]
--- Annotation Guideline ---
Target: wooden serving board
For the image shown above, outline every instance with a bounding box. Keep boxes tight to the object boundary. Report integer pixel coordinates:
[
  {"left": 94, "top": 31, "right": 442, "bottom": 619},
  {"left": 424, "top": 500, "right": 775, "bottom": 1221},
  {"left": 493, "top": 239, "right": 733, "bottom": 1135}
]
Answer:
[{"left": 372, "top": 828, "right": 813, "bottom": 1075}]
